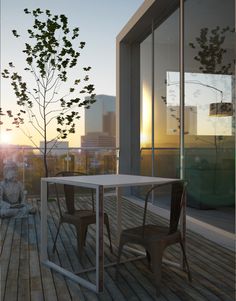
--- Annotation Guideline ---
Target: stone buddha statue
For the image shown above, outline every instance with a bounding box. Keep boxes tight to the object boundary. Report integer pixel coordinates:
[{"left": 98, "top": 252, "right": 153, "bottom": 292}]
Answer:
[
  {"left": 1, "top": 161, "right": 25, "bottom": 205},
  {"left": 0, "top": 161, "right": 36, "bottom": 218}
]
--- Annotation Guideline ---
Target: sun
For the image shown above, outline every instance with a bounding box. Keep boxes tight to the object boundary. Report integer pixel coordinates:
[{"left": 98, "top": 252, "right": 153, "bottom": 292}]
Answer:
[{"left": 0, "top": 132, "right": 12, "bottom": 144}]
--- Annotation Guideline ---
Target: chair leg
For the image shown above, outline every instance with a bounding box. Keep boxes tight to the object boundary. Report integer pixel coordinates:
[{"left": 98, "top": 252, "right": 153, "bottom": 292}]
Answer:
[
  {"left": 146, "top": 250, "right": 151, "bottom": 270},
  {"left": 105, "top": 218, "right": 113, "bottom": 253},
  {"left": 116, "top": 236, "right": 125, "bottom": 279},
  {"left": 83, "top": 226, "right": 88, "bottom": 246},
  {"left": 76, "top": 225, "right": 85, "bottom": 258},
  {"left": 148, "top": 245, "right": 164, "bottom": 297},
  {"left": 180, "top": 240, "right": 192, "bottom": 282},
  {"left": 52, "top": 222, "right": 61, "bottom": 253}
]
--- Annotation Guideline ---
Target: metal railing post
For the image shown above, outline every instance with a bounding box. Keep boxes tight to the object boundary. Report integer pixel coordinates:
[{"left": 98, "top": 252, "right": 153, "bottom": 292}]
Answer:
[{"left": 180, "top": 0, "right": 186, "bottom": 270}]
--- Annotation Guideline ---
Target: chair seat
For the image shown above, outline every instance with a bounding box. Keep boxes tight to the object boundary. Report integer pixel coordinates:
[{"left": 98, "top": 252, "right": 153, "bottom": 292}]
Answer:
[
  {"left": 62, "top": 210, "right": 109, "bottom": 225},
  {"left": 121, "top": 224, "right": 181, "bottom": 245}
]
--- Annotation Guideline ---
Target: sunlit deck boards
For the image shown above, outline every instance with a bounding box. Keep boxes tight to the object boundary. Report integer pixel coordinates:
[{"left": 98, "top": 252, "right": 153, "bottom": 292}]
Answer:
[{"left": 1, "top": 196, "right": 235, "bottom": 301}]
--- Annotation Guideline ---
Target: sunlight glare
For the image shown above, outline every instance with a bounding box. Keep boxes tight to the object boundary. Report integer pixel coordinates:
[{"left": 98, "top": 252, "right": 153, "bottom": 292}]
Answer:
[
  {"left": 0, "top": 132, "right": 12, "bottom": 144},
  {"left": 140, "top": 82, "right": 152, "bottom": 147}
]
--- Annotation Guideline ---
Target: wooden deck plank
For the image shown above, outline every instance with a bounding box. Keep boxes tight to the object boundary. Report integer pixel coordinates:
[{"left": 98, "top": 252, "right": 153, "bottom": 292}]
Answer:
[
  {"left": 5, "top": 218, "right": 22, "bottom": 301},
  {"left": 163, "top": 249, "right": 234, "bottom": 300},
  {"left": 28, "top": 213, "right": 45, "bottom": 301},
  {"left": 0, "top": 218, "right": 11, "bottom": 301},
  {"left": 0, "top": 195, "right": 235, "bottom": 301},
  {"left": 17, "top": 217, "right": 30, "bottom": 301},
  {"left": 34, "top": 200, "right": 61, "bottom": 301}
]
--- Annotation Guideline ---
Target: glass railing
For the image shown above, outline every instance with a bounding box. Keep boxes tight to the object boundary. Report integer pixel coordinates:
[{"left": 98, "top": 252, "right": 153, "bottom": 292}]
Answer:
[
  {"left": 0, "top": 146, "right": 119, "bottom": 197},
  {"left": 1, "top": 145, "right": 234, "bottom": 207},
  {"left": 140, "top": 147, "right": 235, "bottom": 208}
]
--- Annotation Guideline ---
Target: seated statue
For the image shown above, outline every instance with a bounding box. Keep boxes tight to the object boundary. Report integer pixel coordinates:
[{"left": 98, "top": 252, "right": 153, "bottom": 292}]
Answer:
[{"left": 0, "top": 161, "right": 36, "bottom": 218}]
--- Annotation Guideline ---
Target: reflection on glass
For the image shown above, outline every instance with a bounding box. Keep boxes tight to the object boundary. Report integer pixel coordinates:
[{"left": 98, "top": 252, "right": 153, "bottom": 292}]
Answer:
[
  {"left": 140, "top": 81, "right": 152, "bottom": 147},
  {"left": 139, "top": 0, "right": 235, "bottom": 209},
  {"left": 185, "top": 0, "right": 235, "bottom": 208},
  {"left": 140, "top": 35, "right": 152, "bottom": 149},
  {"left": 166, "top": 71, "right": 233, "bottom": 136},
  {"left": 140, "top": 7, "right": 180, "bottom": 179}
]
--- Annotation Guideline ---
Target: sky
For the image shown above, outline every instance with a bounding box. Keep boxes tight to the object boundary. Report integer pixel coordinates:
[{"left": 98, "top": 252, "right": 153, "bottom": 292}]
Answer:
[{"left": 0, "top": 0, "right": 143, "bottom": 147}]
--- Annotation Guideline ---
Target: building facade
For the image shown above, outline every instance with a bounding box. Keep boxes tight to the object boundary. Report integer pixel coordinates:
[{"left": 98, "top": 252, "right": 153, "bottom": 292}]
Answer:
[
  {"left": 84, "top": 94, "right": 115, "bottom": 135},
  {"left": 81, "top": 132, "right": 115, "bottom": 148},
  {"left": 117, "top": 0, "right": 235, "bottom": 207},
  {"left": 82, "top": 94, "right": 116, "bottom": 147},
  {"left": 39, "top": 140, "right": 69, "bottom": 156}
]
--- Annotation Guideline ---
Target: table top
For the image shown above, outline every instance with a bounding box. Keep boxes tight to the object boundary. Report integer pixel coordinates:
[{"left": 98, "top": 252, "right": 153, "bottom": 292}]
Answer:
[{"left": 42, "top": 174, "right": 179, "bottom": 189}]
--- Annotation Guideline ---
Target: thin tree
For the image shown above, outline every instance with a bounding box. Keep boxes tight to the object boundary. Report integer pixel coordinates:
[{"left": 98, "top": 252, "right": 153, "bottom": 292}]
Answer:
[{"left": 1, "top": 8, "right": 96, "bottom": 176}]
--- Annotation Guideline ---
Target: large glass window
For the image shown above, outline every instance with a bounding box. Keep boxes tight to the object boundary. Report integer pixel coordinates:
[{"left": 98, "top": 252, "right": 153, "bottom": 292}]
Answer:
[
  {"left": 184, "top": 0, "right": 235, "bottom": 208},
  {"left": 140, "top": 8, "right": 180, "bottom": 178},
  {"left": 153, "top": 8, "right": 180, "bottom": 178},
  {"left": 139, "top": 0, "right": 235, "bottom": 208},
  {"left": 140, "top": 35, "right": 152, "bottom": 176}
]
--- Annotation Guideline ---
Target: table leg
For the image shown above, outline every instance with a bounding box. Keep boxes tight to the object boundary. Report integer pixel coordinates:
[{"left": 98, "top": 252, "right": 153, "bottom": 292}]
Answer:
[
  {"left": 116, "top": 187, "right": 122, "bottom": 245},
  {"left": 180, "top": 188, "right": 186, "bottom": 269},
  {"left": 96, "top": 185, "right": 104, "bottom": 292},
  {"left": 40, "top": 180, "right": 48, "bottom": 262}
]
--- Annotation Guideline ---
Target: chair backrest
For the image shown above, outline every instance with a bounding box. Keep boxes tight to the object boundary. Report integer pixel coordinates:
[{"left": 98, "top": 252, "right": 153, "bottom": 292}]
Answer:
[
  {"left": 142, "top": 181, "right": 186, "bottom": 235},
  {"left": 169, "top": 181, "right": 186, "bottom": 234},
  {"left": 55, "top": 171, "right": 94, "bottom": 215}
]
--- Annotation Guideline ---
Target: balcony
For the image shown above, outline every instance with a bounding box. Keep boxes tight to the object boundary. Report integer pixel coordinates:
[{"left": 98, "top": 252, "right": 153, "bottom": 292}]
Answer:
[
  {"left": 0, "top": 146, "right": 234, "bottom": 300},
  {"left": 1, "top": 193, "right": 235, "bottom": 300}
]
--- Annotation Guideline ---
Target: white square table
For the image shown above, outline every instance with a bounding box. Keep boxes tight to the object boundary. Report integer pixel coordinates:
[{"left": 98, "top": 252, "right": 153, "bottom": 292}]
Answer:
[{"left": 40, "top": 174, "right": 182, "bottom": 293}]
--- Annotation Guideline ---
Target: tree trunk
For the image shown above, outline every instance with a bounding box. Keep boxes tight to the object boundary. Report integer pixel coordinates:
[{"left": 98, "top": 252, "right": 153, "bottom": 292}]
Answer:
[{"left": 43, "top": 141, "right": 48, "bottom": 177}]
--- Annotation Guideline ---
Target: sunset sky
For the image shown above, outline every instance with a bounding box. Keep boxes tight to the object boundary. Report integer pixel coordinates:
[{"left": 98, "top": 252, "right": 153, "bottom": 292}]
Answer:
[{"left": 0, "top": 0, "right": 143, "bottom": 147}]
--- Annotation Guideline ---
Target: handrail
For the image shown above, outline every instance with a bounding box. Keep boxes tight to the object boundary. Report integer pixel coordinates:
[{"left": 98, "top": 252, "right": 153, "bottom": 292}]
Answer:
[{"left": 0, "top": 146, "right": 120, "bottom": 196}]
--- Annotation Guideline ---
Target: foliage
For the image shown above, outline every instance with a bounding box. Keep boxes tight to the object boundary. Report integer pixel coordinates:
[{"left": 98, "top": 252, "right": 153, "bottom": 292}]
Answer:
[
  {"left": 1, "top": 8, "right": 96, "bottom": 176},
  {"left": 189, "top": 26, "right": 234, "bottom": 74}
]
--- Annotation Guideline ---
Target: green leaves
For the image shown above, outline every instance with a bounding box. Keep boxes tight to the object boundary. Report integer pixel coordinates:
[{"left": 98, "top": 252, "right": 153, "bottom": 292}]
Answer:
[
  {"left": 7, "top": 110, "right": 13, "bottom": 117},
  {"left": 72, "top": 27, "right": 79, "bottom": 39},
  {"left": 12, "top": 30, "right": 20, "bottom": 38},
  {"left": 2, "top": 69, "right": 10, "bottom": 78},
  {"left": 32, "top": 8, "right": 43, "bottom": 17},
  {"left": 24, "top": 8, "right": 30, "bottom": 14},
  {"left": 26, "top": 57, "right": 33, "bottom": 65},
  {"left": 79, "top": 42, "right": 85, "bottom": 49},
  {"left": 189, "top": 26, "right": 234, "bottom": 74},
  {"left": 74, "top": 79, "right": 80, "bottom": 85}
]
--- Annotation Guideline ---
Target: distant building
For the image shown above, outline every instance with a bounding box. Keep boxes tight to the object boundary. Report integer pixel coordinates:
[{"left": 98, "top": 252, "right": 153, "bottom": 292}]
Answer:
[
  {"left": 39, "top": 140, "right": 69, "bottom": 155},
  {"left": 82, "top": 94, "right": 116, "bottom": 147},
  {"left": 103, "top": 111, "right": 116, "bottom": 137},
  {"left": 81, "top": 132, "right": 115, "bottom": 148},
  {"left": 84, "top": 94, "right": 115, "bottom": 134}
]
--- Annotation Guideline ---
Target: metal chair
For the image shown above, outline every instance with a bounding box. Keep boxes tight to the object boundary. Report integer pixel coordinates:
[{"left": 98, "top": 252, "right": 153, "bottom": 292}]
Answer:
[
  {"left": 52, "top": 171, "right": 113, "bottom": 257},
  {"left": 116, "top": 181, "right": 191, "bottom": 296}
]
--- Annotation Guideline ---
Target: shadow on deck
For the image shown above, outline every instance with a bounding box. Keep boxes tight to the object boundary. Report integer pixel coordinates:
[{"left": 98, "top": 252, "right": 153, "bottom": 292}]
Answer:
[{"left": 1, "top": 195, "right": 235, "bottom": 301}]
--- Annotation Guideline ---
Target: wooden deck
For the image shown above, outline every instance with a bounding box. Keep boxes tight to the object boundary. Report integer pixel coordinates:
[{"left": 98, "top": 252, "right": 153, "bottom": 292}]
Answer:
[{"left": 1, "top": 195, "right": 235, "bottom": 301}]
